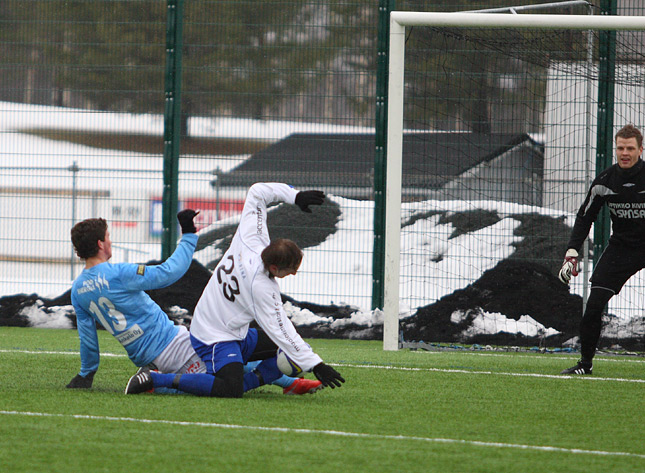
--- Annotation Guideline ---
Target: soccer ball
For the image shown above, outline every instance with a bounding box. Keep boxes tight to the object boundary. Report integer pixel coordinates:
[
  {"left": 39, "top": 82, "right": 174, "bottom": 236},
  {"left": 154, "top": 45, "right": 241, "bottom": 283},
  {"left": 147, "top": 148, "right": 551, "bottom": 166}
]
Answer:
[{"left": 276, "top": 348, "right": 303, "bottom": 377}]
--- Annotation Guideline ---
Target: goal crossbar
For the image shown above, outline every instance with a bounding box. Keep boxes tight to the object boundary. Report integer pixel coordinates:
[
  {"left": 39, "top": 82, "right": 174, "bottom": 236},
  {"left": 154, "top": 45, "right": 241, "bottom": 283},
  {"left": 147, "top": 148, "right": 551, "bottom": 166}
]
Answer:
[
  {"left": 391, "top": 12, "right": 645, "bottom": 30},
  {"left": 384, "top": 11, "right": 645, "bottom": 350}
]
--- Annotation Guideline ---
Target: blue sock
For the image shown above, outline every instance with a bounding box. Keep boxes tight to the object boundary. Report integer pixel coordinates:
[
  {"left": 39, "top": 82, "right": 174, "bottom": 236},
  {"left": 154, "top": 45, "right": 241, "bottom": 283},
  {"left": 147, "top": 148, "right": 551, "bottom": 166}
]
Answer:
[
  {"left": 255, "top": 357, "right": 283, "bottom": 385},
  {"left": 153, "top": 387, "right": 184, "bottom": 395},
  {"left": 243, "top": 371, "right": 262, "bottom": 392},
  {"left": 150, "top": 372, "right": 215, "bottom": 397},
  {"left": 242, "top": 361, "right": 262, "bottom": 392},
  {"left": 272, "top": 375, "right": 295, "bottom": 388},
  {"left": 242, "top": 357, "right": 284, "bottom": 392},
  {"left": 244, "top": 360, "right": 295, "bottom": 388},
  {"left": 244, "top": 361, "right": 261, "bottom": 373}
]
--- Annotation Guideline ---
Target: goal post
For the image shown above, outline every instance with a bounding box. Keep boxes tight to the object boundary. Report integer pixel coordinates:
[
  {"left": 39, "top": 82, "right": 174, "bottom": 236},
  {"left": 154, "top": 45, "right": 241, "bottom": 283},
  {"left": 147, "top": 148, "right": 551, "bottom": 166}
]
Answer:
[{"left": 383, "top": 11, "right": 645, "bottom": 351}]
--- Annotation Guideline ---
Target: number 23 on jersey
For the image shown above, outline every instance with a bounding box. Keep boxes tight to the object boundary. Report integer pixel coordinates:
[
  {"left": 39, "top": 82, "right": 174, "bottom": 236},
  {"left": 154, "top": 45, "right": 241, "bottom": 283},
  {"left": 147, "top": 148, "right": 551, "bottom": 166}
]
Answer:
[{"left": 217, "top": 255, "right": 241, "bottom": 302}]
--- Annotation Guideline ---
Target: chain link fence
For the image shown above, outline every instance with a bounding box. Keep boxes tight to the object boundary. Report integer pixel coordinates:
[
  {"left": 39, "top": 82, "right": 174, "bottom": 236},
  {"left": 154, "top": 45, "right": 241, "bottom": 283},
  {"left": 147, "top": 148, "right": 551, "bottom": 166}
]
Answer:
[
  {"left": 1, "top": 1, "right": 643, "bottom": 348},
  {"left": 1, "top": 0, "right": 377, "bottom": 301}
]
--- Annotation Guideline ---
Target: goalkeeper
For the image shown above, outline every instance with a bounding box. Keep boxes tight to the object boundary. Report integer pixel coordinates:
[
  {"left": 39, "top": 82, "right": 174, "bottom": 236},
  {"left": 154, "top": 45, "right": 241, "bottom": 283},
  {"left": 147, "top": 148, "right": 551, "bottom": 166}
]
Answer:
[
  {"left": 186, "top": 183, "right": 345, "bottom": 397},
  {"left": 558, "top": 124, "right": 645, "bottom": 375},
  {"left": 68, "top": 210, "right": 321, "bottom": 396}
]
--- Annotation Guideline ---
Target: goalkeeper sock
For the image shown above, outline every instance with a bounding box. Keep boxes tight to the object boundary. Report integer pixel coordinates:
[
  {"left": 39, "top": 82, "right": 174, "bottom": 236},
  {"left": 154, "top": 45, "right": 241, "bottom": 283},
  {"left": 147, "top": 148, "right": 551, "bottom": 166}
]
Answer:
[{"left": 150, "top": 372, "right": 215, "bottom": 397}]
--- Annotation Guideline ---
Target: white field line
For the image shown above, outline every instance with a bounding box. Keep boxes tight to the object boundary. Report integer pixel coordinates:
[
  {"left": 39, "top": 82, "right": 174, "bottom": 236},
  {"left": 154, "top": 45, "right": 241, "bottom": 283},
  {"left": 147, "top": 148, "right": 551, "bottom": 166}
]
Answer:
[
  {"left": 4, "top": 348, "right": 644, "bottom": 363},
  {"left": 6, "top": 348, "right": 643, "bottom": 365},
  {"left": 0, "top": 409, "right": 643, "bottom": 460},
  {"left": 0, "top": 349, "right": 125, "bottom": 357},
  {"left": 409, "top": 351, "right": 645, "bottom": 364},
  {"left": 338, "top": 363, "right": 645, "bottom": 383},
  {"left": 2, "top": 348, "right": 643, "bottom": 384}
]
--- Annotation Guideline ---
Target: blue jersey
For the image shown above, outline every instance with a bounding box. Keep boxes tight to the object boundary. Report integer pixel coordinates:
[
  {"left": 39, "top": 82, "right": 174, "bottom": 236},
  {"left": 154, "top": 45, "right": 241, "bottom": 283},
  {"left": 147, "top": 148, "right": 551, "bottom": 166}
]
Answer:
[{"left": 71, "top": 234, "right": 198, "bottom": 375}]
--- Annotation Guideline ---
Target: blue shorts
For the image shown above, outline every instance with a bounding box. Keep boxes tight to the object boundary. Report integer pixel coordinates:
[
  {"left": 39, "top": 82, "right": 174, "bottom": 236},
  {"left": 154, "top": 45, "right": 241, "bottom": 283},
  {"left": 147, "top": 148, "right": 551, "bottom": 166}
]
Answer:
[{"left": 190, "top": 329, "right": 259, "bottom": 375}]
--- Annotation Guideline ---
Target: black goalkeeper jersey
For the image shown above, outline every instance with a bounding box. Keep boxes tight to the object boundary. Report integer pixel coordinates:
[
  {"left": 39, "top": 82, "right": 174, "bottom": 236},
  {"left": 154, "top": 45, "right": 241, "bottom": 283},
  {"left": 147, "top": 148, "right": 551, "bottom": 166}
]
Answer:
[{"left": 567, "top": 159, "right": 645, "bottom": 252}]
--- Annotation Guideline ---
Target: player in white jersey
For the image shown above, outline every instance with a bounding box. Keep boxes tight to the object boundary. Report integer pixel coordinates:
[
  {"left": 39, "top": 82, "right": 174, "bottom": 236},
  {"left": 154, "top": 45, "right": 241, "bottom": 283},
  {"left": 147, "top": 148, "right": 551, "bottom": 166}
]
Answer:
[
  {"left": 68, "top": 209, "right": 320, "bottom": 396},
  {"left": 188, "top": 183, "right": 345, "bottom": 397}
]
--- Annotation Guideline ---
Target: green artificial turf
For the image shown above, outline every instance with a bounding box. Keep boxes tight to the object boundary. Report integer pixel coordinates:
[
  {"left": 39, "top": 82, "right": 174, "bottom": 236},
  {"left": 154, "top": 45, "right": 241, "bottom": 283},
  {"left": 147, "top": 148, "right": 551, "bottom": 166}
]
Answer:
[{"left": 0, "top": 327, "right": 643, "bottom": 473}]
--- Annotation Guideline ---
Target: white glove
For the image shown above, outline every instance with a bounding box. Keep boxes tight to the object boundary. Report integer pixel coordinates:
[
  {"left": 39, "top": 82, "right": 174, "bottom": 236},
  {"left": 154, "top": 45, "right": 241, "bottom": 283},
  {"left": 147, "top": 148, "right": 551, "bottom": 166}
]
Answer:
[{"left": 558, "top": 249, "right": 579, "bottom": 284}]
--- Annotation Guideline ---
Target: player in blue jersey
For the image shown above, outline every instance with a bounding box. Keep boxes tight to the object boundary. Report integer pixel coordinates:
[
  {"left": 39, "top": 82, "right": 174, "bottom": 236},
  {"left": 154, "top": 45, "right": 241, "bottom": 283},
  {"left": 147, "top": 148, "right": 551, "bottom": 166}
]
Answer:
[{"left": 67, "top": 210, "right": 321, "bottom": 396}]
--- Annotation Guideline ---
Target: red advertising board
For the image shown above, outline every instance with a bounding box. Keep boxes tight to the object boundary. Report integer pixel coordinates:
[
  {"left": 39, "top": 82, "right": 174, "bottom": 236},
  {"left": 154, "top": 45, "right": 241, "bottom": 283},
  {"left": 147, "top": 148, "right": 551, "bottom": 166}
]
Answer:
[
  {"left": 182, "top": 198, "right": 245, "bottom": 230},
  {"left": 150, "top": 197, "right": 244, "bottom": 236}
]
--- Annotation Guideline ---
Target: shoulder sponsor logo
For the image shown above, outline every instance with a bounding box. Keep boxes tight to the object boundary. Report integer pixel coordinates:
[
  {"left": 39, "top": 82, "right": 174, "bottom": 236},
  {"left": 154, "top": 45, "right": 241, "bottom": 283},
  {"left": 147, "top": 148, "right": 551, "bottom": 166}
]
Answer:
[
  {"left": 77, "top": 280, "right": 96, "bottom": 295},
  {"left": 77, "top": 273, "right": 110, "bottom": 294},
  {"left": 137, "top": 265, "right": 146, "bottom": 276}
]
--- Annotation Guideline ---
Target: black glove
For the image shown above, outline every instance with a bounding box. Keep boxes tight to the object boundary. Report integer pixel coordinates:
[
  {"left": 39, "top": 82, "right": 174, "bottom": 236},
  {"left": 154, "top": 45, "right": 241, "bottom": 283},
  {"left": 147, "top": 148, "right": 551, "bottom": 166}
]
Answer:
[
  {"left": 66, "top": 371, "right": 96, "bottom": 389},
  {"left": 295, "top": 190, "right": 325, "bottom": 213},
  {"left": 313, "top": 362, "right": 345, "bottom": 389},
  {"left": 177, "top": 209, "right": 199, "bottom": 234}
]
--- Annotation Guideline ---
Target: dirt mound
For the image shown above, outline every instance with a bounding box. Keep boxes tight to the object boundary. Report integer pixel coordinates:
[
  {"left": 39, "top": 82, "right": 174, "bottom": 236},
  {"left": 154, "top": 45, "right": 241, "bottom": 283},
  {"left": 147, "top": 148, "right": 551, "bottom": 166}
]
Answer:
[
  {"left": 402, "top": 259, "right": 583, "bottom": 347},
  {"left": 145, "top": 260, "right": 213, "bottom": 314}
]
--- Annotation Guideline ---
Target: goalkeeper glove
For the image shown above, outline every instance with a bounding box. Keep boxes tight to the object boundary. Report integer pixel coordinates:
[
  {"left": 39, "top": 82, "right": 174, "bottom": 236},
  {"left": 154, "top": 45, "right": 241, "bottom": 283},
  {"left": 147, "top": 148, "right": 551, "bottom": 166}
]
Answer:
[
  {"left": 66, "top": 371, "right": 96, "bottom": 389},
  {"left": 295, "top": 190, "right": 325, "bottom": 213},
  {"left": 177, "top": 209, "right": 199, "bottom": 234},
  {"left": 313, "top": 362, "right": 345, "bottom": 388},
  {"left": 558, "top": 249, "right": 579, "bottom": 284}
]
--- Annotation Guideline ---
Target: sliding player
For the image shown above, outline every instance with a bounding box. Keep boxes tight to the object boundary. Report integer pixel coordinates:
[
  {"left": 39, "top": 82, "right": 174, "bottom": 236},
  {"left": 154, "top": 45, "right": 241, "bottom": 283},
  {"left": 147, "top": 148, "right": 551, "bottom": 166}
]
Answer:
[{"left": 183, "top": 182, "right": 345, "bottom": 397}]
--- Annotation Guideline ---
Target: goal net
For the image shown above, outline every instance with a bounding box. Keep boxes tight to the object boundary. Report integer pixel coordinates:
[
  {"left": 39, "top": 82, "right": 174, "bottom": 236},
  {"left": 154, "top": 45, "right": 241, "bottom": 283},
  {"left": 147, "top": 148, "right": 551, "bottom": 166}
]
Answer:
[{"left": 384, "top": 11, "right": 645, "bottom": 352}]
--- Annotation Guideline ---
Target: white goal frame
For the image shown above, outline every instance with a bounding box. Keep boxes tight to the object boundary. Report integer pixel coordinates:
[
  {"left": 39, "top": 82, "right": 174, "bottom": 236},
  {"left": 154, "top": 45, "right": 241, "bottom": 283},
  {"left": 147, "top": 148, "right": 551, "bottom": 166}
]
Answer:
[{"left": 383, "top": 11, "right": 645, "bottom": 350}]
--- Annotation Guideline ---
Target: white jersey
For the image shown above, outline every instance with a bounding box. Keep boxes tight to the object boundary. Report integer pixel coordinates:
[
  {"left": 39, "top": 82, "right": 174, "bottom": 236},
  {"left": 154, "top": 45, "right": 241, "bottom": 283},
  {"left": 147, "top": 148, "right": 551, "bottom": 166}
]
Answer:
[{"left": 190, "top": 183, "right": 323, "bottom": 372}]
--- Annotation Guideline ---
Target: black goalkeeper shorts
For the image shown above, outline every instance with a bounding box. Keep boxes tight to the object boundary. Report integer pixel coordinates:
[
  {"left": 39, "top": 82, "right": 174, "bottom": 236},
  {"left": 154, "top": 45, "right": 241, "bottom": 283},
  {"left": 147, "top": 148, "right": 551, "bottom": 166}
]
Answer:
[{"left": 590, "top": 243, "right": 645, "bottom": 294}]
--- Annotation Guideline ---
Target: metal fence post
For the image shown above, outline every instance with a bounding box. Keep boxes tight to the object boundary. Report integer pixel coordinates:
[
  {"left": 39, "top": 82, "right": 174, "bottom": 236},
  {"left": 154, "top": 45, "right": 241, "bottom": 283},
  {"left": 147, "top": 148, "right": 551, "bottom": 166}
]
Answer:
[
  {"left": 594, "top": 0, "right": 617, "bottom": 266},
  {"left": 69, "top": 161, "right": 79, "bottom": 280},
  {"left": 373, "top": 0, "right": 395, "bottom": 311},
  {"left": 161, "top": 0, "right": 185, "bottom": 260}
]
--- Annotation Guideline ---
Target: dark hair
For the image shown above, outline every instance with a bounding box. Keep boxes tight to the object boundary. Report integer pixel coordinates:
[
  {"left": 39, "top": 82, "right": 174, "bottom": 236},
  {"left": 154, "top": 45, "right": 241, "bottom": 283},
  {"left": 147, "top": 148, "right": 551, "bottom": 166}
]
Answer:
[
  {"left": 261, "top": 239, "right": 303, "bottom": 273},
  {"left": 71, "top": 218, "right": 108, "bottom": 259},
  {"left": 615, "top": 124, "right": 643, "bottom": 148}
]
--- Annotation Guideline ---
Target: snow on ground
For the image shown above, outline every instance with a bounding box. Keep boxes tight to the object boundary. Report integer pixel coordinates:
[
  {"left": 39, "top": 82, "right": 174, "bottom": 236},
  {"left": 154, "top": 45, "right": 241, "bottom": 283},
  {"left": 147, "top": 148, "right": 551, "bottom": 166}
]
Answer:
[
  {"left": 0, "top": 101, "right": 374, "bottom": 140},
  {"left": 20, "top": 302, "right": 74, "bottom": 330},
  {"left": 451, "top": 309, "right": 561, "bottom": 338}
]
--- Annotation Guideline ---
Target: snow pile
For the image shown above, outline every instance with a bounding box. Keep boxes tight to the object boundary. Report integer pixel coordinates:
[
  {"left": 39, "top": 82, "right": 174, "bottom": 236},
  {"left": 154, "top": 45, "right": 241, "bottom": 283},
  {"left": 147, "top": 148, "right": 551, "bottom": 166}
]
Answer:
[
  {"left": 451, "top": 309, "right": 561, "bottom": 338},
  {"left": 20, "top": 302, "right": 74, "bottom": 329}
]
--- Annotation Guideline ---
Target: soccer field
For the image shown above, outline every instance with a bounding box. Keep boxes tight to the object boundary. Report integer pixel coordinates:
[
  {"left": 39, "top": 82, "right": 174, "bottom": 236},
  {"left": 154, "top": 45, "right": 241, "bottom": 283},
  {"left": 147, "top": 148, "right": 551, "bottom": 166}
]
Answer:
[{"left": 0, "top": 327, "right": 643, "bottom": 473}]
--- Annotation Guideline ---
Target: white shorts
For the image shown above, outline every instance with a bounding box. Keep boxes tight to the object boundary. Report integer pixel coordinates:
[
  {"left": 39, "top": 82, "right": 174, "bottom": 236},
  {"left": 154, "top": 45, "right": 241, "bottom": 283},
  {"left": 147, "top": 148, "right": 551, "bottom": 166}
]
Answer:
[{"left": 150, "top": 326, "right": 206, "bottom": 374}]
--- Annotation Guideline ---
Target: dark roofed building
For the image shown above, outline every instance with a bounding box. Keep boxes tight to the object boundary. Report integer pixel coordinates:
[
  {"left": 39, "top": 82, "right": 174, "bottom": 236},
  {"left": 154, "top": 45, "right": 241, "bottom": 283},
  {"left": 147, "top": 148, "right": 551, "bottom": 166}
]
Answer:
[{"left": 215, "top": 132, "right": 544, "bottom": 205}]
